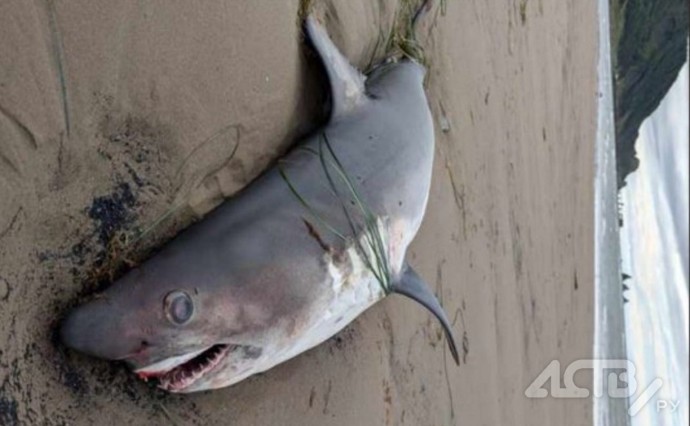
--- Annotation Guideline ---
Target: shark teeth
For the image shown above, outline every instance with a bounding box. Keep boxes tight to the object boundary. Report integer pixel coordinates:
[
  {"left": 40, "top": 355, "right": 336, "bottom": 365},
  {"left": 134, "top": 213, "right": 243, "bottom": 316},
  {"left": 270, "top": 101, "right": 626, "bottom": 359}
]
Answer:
[
  {"left": 157, "top": 344, "right": 231, "bottom": 392},
  {"left": 134, "top": 348, "right": 208, "bottom": 378}
]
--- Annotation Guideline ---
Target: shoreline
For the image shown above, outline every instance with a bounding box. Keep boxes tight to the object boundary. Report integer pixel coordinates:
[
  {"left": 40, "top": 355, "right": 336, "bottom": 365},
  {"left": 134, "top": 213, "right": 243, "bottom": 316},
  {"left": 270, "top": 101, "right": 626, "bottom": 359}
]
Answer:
[{"left": 593, "top": 0, "right": 631, "bottom": 424}]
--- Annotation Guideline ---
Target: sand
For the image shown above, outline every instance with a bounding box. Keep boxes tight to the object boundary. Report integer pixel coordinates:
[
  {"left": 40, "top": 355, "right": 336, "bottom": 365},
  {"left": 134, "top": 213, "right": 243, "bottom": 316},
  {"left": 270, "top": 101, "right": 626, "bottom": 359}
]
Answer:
[{"left": 0, "top": 1, "right": 597, "bottom": 425}]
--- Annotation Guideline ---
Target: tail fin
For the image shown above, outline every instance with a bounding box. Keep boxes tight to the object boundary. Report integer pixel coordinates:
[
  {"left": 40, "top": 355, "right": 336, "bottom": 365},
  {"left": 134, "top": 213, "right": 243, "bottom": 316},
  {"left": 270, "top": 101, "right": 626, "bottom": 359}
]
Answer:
[
  {"left": 391, "top": 263, "right": 460, "bottom": 365},
  {"left": 304, "top": 16, "right": 367, "bottom": 120}
]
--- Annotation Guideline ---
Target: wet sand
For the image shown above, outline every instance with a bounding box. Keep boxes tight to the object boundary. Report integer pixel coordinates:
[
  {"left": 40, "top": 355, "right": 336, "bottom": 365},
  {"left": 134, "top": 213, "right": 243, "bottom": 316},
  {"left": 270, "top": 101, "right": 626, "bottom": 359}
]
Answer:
[{"left": 0, "top": 1, "right": 597, "bottom": 425}]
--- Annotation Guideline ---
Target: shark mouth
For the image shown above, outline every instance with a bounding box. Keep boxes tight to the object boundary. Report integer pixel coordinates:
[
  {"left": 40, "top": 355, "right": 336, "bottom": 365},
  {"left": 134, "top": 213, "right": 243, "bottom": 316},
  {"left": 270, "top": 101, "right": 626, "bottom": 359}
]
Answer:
[{"left": 135, "top": 344, "right": 231, "bottom": 392}]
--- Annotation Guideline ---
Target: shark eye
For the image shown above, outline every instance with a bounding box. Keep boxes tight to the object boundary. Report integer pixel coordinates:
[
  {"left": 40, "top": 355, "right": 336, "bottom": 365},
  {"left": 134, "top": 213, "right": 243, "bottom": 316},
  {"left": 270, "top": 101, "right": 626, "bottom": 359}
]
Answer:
[{"left": 164, "top": 291, "right": 194, "bottom": 325}]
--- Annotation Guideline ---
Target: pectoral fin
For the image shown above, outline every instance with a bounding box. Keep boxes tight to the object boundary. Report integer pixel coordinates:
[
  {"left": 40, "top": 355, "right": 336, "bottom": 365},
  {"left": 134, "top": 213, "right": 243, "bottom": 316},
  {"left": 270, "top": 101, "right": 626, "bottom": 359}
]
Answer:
[{"left": 391, "top": 264, "right": 460, "bottom": 365}]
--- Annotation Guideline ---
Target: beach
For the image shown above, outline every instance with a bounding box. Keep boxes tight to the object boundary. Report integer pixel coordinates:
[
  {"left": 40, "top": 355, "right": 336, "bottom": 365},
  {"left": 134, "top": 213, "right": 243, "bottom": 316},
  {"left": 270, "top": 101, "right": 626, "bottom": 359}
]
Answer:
[{"left": 0, "top": 1, "right": 598, "bottom": 424}]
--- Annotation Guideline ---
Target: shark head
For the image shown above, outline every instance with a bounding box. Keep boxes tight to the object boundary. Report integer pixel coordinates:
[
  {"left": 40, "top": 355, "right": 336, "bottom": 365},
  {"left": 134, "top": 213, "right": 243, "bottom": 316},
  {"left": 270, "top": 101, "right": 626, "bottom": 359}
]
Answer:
[{"left": 59, "top": 249, "right": 294, "bottom": 392}]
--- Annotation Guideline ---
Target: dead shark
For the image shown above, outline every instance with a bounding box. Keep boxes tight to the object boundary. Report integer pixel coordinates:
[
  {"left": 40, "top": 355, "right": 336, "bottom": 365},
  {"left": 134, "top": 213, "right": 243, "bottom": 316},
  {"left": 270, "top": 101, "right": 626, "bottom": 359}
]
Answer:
[{"left": 60, "top": 12, "right": 458, "bottom": 393}]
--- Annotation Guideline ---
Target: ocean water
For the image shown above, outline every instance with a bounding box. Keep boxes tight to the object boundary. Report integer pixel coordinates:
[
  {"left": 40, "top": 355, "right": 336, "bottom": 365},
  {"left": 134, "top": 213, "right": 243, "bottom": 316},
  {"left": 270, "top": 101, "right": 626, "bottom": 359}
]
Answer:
[
  {"left": 619, "top": 61, "right": 689, "bottom": 426},
  {"left": 593, "top": 0, "right": 631, "bottom": 424}
]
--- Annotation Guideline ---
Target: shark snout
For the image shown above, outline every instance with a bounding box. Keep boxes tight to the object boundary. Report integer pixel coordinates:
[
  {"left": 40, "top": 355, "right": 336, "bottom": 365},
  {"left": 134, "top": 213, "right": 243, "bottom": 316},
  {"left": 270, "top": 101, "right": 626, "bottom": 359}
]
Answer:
[{"left": 60, "top": 298, "right": 142, "bottom": 361}]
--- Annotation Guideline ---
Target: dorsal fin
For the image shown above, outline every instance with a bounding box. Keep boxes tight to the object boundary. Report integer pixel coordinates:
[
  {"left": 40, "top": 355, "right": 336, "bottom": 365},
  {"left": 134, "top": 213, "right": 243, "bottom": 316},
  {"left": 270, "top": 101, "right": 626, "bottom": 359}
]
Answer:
[
  {"left": 391, "top": 263, "right": 460, "bottom": 365},
  {"left": 305, "top": 16, "right": 367, "bottom": 120}
]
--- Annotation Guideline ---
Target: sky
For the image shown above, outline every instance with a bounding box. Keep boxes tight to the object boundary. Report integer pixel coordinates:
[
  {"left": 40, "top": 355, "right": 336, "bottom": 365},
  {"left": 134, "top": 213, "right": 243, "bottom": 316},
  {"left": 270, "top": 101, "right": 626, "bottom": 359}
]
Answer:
[{"left": 620, "top": 60, "right": 689, "bottom": 426}]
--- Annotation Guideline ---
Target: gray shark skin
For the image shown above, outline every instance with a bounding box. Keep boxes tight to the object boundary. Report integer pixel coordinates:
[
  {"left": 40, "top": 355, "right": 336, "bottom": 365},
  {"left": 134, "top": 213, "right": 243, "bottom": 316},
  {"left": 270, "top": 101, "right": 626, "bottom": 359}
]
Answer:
[{"left": 60, "top": 15, "right": 458, "bottom": 393}]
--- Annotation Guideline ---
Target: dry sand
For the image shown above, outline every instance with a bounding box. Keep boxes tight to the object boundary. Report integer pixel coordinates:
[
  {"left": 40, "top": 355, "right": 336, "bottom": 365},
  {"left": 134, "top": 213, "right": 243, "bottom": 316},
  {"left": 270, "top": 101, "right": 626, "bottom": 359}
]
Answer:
[{"left": 0, "top": 1, "right": 597, "bottom": 425}]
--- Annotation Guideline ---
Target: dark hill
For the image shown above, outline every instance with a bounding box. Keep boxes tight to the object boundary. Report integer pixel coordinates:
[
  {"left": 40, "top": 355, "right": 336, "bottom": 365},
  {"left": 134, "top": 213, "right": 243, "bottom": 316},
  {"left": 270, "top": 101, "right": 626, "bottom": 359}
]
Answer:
[{"left": 610, "top": 0, "right": 688, "bottom": 188}]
